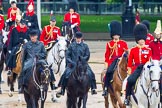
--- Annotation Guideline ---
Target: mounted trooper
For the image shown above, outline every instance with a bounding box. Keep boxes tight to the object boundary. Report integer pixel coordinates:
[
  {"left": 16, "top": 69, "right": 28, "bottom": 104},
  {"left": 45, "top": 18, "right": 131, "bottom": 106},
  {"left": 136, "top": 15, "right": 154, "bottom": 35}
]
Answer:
[{"left": 56, "top": 32, "right": 97, "bottom": 97}]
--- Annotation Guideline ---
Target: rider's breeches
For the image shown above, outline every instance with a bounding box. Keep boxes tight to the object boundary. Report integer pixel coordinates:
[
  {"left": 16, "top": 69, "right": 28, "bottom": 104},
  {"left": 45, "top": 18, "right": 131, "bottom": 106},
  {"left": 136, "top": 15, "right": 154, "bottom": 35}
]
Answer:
[
  {"left": 87, "top": 65, "right": 97, "bottom": 89},
  {"left": 104, "top": 58, "right": 119, "bottom": 88},
  {"left": 50, "top": 69, "right": 56, "bottom": 82},
  {"left": 58, "top": 67, "right": 71, "bottom": 87}
]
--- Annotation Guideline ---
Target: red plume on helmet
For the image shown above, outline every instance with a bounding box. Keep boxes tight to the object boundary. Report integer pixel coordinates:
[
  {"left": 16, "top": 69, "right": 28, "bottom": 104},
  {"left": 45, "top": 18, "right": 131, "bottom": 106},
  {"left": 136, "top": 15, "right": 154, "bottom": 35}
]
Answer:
[{"left": 26, "top": 0, "right": 35, "bottom": 16}]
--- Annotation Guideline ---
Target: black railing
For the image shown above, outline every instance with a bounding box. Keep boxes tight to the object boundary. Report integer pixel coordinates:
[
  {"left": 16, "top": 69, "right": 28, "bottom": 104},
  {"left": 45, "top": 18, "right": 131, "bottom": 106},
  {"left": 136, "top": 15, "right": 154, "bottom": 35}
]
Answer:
[{"left": 1, "top": 2, "right": 162, "bottom": 15}]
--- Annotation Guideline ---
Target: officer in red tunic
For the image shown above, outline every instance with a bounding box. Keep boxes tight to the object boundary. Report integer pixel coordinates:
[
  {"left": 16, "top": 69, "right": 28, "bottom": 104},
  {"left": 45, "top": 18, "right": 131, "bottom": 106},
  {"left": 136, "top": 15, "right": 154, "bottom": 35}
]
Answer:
[
  {"left": 40, "top": 16, "right": 61, "bottom": 46},
  {"left": 7, "top": 0, "right": 20, "bottom": 27},
  {"left": 0, "top": 7, "right": 4, "bottom": 31},
  {"left": 63, "top": 6, "right": 80, "bottom": 33},
  {"left": 124, "top": 24, "right": 152, "bottom": 105},
  {"left": 149, "top": 20, "right": 162, "bottom": 102},
  {"left": 141, "top": 20, "right": 154, "bottom": 46},
  {"left": 102, "top": 21, "right": 128, "bottom": 96}
]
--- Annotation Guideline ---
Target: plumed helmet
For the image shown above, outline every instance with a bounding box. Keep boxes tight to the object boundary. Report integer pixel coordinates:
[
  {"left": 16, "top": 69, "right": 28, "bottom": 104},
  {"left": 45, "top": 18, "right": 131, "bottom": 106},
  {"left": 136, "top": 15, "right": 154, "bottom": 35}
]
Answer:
[
  {"left": 10, "top": 0, "right": 17, "bottom": 4},
  {"left": 133, "top": 24, "right": 147, "bottom": 42},
  {"left": 75, "top": 31, "right": 83, "bottom": 38},
  {"left": 109, "top": 21, "right": 122, "bottom": 38},
  {"left": 154, "top": 20, "right": 162, "bottom": 35},
  {"left": 141, "top": 20, "right": 150, "bottom": 31}
]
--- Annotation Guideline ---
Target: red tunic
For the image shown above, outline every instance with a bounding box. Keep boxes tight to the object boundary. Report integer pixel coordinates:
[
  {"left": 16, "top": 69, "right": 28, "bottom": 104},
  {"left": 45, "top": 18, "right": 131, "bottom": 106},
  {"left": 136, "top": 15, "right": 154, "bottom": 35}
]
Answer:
[
  {"left": 40, "top": 25, "right": 61, "bottom": 46},
  {"left": 0, "top": 14, "right": 4, "bottom": 31},
  {"left": 64, "top": 12, "right": 80, "bottom": 26},
  {"left": 127, "top": 45, "right": 152, "bottom": 74},
  {"left": 105, "top": 40, "right": 128, "bottom": 66},
  {"left": 145, "top": 33, "right": 154, "bottom": 46},
  {"left": 7, "top": 7, "right": 20, "bottom": 21},
  {"left": 149, "top": 41, "right": 162, "bottom": 60}
]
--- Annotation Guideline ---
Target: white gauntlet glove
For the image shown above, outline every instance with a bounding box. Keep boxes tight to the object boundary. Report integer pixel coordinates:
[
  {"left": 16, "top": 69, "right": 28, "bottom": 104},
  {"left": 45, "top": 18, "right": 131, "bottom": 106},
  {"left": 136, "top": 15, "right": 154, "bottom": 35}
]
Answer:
[{"left": 28, "top": 22, "right": 31, "bottom": 26}]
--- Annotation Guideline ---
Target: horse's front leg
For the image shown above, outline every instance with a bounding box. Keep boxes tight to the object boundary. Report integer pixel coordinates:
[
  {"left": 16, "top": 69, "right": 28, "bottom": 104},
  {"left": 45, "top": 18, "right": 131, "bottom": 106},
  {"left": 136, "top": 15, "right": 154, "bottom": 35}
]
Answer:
[
  {"left": 78, "top": 97, "right": 82, "bottom": 108},
  {"left": 31, "top": 96, "right": 37, "bottom": 108},
  {"left": 82, "top": 93, "right": 88, "bottom": 108}
]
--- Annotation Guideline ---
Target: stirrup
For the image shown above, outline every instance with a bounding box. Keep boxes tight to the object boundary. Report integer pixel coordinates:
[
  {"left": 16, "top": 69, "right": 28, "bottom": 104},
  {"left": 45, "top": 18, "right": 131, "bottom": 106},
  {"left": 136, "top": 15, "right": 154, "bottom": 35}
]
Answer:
[
  {"left": 102, "top": 90, "right": 108, "bottom": 96},
  {"left": 91, "top": 89, "right": 97, "bottom": 95},
  {"left": 124, "top": 98, "right": 130, "bottom": 106}
]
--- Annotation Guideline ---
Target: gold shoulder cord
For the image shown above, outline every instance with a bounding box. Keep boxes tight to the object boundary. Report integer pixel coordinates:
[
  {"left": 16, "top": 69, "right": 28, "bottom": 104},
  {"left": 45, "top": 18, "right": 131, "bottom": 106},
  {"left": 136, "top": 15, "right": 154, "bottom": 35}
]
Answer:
[
  {"left": 108, "top": 42, "right": 117, "bottom": 60},
  {"left": 44, "top": 26, "right": 54, "bottom": 41}
]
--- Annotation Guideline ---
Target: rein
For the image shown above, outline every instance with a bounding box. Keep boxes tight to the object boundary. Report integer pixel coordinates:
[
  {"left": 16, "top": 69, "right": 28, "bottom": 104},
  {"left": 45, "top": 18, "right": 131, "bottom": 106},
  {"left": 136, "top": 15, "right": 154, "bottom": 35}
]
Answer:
[
  {"left": 139, "top": 68, "right": 160, "bottom": 108},
  {"left": 32, "top": 58, "right": 47, "bottom": 101},
  {"left": 52, "top": 44, "right": 65, "bottom": 74}
]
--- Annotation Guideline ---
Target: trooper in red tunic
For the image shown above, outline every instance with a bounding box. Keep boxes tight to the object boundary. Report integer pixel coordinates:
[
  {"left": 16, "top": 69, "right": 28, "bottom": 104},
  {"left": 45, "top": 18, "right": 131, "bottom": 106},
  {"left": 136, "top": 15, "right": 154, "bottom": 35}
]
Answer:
[
  {"left": 141, "top": 20, "right": 154, "bottom": 46},
  {"left": 149, "top": 20, "right": 162, "bottom": 102},
  {"left": 63, "top": 6, "right": 80, "bottom": 33},
  {"left": 102, "top": 21, "right": 128, "bottom": 96},
  {"left": 40, "top": 16, "right": 61, "bottom": 46},
  {"left": 124, "top": 24, "right": 152, "bottom": 105},
  {"left": 0, "top": 7, "right": 4, "bottom": 31},
  {"left": 7, "top": 0, "right": 20, "bottom": 27}
]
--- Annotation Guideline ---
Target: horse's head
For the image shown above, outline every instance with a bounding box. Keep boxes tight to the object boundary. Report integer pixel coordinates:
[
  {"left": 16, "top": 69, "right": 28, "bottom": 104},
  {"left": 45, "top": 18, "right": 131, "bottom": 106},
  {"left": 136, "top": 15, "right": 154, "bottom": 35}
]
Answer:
[
  {"left": 76, "top": 56, "right": 87, "bottom": 75},
  {"left": 55, "top": 36, "right": 67, "bottom": 59},
  {"left": 37, "top": 62, "right": 52, "bottom": 85},
  {"left": 144, "top": 60, "right": 161, "bottom": 92},
  {"left": 62, "top": 21, "right": 71, "bottom": 36}
]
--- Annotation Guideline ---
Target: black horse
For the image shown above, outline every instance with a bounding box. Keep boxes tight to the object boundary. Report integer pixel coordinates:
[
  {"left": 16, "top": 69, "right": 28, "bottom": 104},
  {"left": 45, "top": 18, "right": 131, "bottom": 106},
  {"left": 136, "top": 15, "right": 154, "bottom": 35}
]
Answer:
[
  {"left": 0, "top": 36, "right": 5, "bottom": 94},
  {"left": 62, "top": 21, "right": 75, "bottom": 43},
  {"left": 24, "top": 58, "right": 51, "bottom": 108},
  {"left": 66, "top": 57, "right": 90, "bottom": 108}
]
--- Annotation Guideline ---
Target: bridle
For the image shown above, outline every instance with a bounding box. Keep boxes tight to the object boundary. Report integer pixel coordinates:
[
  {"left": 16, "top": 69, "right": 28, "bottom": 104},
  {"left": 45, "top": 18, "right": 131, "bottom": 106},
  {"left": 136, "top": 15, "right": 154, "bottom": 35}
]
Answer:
[
  {"left": 52, "top": 42, "right": 66, "bottom": 74},
  {"left": 32, "top": 58, "right": 51, "bottom": 101},
  {"left": 140, "top": 64, "right": 160, "bottom": 107}
]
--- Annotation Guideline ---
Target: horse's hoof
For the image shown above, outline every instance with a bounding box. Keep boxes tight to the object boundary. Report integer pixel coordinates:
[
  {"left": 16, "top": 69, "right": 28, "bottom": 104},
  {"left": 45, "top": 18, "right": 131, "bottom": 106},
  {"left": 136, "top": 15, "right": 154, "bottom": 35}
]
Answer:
[
  {"left": 8, "top": 93, "right": 13, "bottom": 97},
  {"left": 51, "top": 98, "right": 57, "bottom": 103},
  {"left": 0, "top": 90, "right": 2, "bottom": 94}
]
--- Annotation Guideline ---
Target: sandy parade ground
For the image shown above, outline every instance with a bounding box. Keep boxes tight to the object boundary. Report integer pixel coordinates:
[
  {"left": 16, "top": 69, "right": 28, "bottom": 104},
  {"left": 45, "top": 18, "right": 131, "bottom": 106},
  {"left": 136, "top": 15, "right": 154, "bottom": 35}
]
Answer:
[{"left": 0, "top": 41, "right": 136, "bottom": 108}]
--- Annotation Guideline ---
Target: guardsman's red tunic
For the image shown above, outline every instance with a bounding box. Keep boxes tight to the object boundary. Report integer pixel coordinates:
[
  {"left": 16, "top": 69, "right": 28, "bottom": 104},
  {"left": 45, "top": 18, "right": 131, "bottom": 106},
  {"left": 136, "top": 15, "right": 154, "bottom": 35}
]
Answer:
[
  {"left": 0, "top": 14, "right": 4, "bottom": 31},
  {"left": 105, "top": 40, "right": 128, "bottom": 67},
  {"left": 7, "top": 7, "right": 20, "bottom": 21},
  {"left": 145, "top": 33, "right": 154, "bottom": 46},
  {"left": 149, "top": 40, "right": 162, "bottom": 61},
  {"left": 64, "top": 12, "right": 80, "bottom": 26},
  {"left": 127, "top": 45, "right": 152, "bottom": 74},
  {"left": 40, "top": 25, "right": 61, "bottom": 46}
]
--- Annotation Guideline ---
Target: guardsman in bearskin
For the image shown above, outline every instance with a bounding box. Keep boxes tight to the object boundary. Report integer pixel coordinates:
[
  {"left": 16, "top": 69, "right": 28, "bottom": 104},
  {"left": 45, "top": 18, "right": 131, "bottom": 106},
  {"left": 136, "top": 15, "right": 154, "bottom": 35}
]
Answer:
[
  {"left": 149, "top": 20, "right": 162, "bottom": 102},
  {"left": 23, "top": 0, "right": 40, "bottom": 37},
  {"left": 6, "top": 0, "right": 20, "bottom": 27},
  {"left": 0, "top": 6, "right": 4, "bottom": 31},
  {"left": 63, "top": 6, "right": 80, "bottom": 33},
  {"left": 7, "top": 19, "right": 30, "bottom": 76},
  {"left": 124, "top": 24, "right": 152, "bottom": 105},
  {"left": 18, "top": 30, "right": 56, "bottom": 93},
  {"left": 102, "top": 21, "right": 128, "bottom": 96},
  {"left": 56, "top": 32, "right": 97, "bottom": 97},
  {"left": 40, "top": 15, "right": 61, "bottom": 46},
  {"left": 141, "top": 20, "right": 154, "bottom": 46}
]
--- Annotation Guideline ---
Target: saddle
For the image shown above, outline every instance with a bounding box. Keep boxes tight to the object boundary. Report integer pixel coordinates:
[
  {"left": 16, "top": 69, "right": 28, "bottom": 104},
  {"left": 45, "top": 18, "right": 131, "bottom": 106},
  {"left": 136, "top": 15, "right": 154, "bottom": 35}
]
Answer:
[
  {"left": 45, "top": 41, "right": 56, "bottom": 52},
  {"left": 12, "top": 45, "right": 23, "bottom": 74}
]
